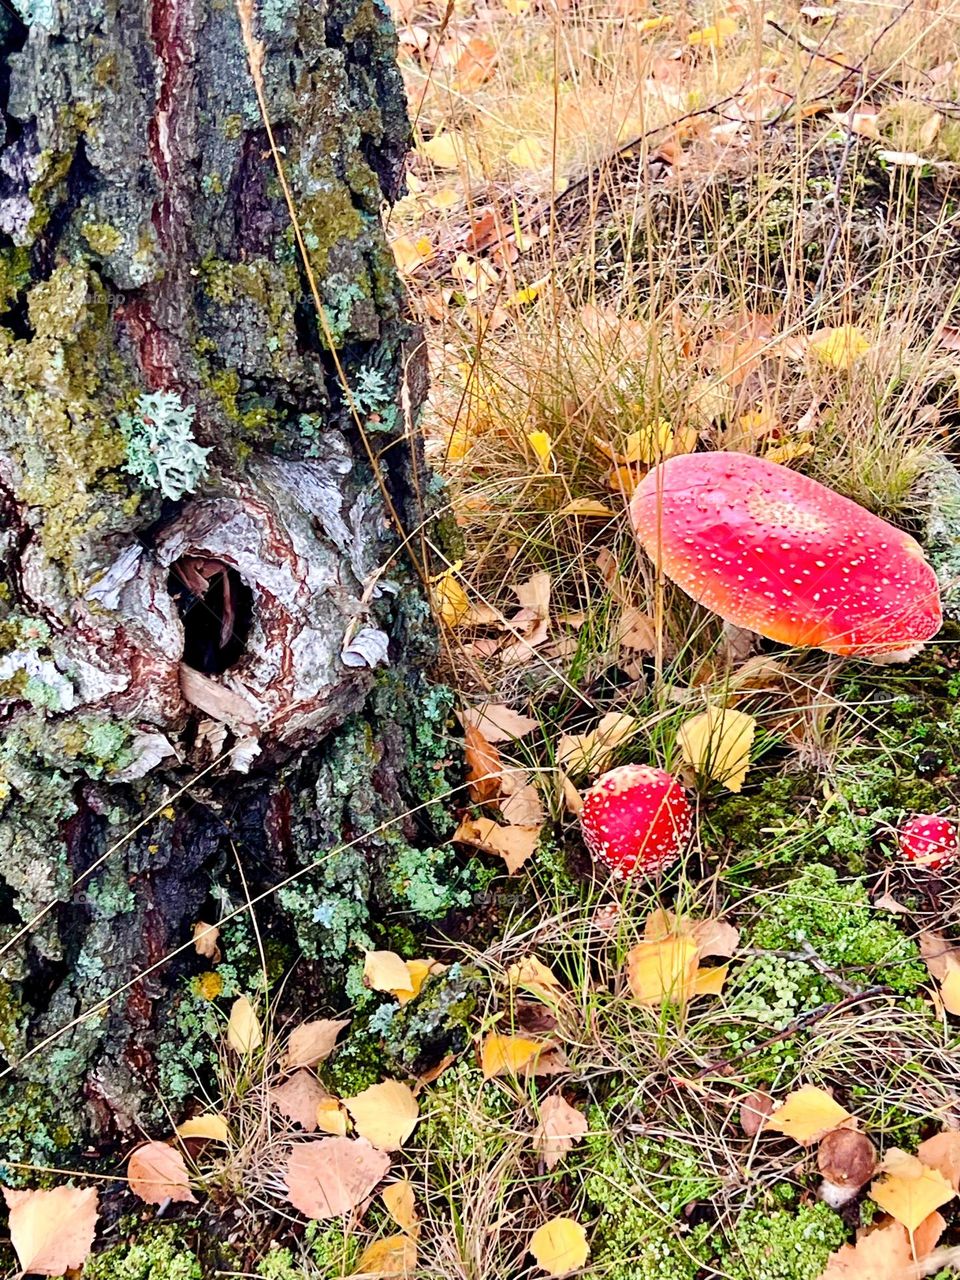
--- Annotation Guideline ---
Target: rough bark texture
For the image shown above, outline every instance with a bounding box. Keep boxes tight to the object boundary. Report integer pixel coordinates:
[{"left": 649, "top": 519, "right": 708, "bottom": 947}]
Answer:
[{"left": 0, "top": 0, "right": 460, "bottom": 1166}]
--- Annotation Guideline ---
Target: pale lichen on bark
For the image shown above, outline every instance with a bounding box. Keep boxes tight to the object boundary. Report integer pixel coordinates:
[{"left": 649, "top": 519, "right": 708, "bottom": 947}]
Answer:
[{"left": 0, "top": 0, "right": 448, "bottom": 1161}]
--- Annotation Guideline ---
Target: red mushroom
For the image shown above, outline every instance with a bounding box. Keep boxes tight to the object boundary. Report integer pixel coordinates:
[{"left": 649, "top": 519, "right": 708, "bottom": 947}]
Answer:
[
  {"left": 898, "top": 814, "right": 958, "bottom": 870},
  {"left": 630, "top": 451, "right": 941, "bottom": 661},
  {"left": 580, "top": 764, "right": 692, "bottom": 877}
]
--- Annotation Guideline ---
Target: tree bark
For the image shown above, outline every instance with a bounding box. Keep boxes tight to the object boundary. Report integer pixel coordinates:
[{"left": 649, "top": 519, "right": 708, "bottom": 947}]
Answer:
[{"left": 0, "top": 0, "right": 453, "bottom": 1166}]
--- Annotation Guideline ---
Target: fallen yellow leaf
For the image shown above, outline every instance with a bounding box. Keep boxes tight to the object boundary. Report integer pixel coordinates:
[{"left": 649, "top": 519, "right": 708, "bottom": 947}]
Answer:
[
  {"left": 871, "top": 1149, "right": 956, "bottom": 1233},
  {"left": 556, "top": 711, "right": 640, "bottom": 777},
  {"left": 227, "top": 995, "right": 263, "bottom": 1055},
  {"left": 940, "top": 954, "right": 960, "bottom": 1015},
  {"left": 528, "top": 430, "right": 553, "bottom": 473},
  {"left": 391, "top": 233, "right": 433, "bottom": 276},
  {"left": 678, "top": 705, "right": 755, "bottom": 792},
  {"left": 382, "top": 1180, "right": 419, "bottom": 1235},
  {"left": 808, "top": 324, "right": 871, "bottom": 370},
  {"left": 454, "top": 816, "right": 541, "bottom": 874},
  {"left": 528, "top": 1217, "right": 590, "bottom": 1277},
  {"left": 481, "top": 1031, "right": 549, "bottom": 1079},
  {"left": 351, "top": 1233, "right": 417, "bottom": 1277},
  {"left": 315, "top": 1098, "right": 349, "bottom": 1136},
  {"left": 688, "top": 16, "right": 739, "bottom": 45},
  {"left": 627, "top": 935, "right": 700, "bottom": 1005},
  {"left": 364, "top": 950, "right": 414, "bottom": 994},
  {"left": 764, "top": 1084, "right": 853, "bottom": 1145},
  {"left": 556, "top": 499, "right": 617, "bottom": 517},
  {"left": 176, "top": 1113, "right": 231, "bottom": 1143},
  {"left": 507, "top": 135, "right": 548, "bottom": 168},
  {"left": 344, "top": 1080, "right": 420, "bottom": 1151},
  {"left": 432, "top": 569, "right": 470, "bottom": 627},
  {"left": 419, "top": 131, "right": 465, "bottom": 169}
]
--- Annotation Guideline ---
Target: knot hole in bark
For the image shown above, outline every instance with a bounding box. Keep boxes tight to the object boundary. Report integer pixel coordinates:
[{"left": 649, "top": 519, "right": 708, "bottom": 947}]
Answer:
[{"left": 168, "top": 557, "right": 253, "bottom": 674}]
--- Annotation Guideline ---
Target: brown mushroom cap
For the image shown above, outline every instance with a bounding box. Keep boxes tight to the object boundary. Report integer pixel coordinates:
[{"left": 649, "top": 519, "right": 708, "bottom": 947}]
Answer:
[{"left": 631, "top": 452, "right": 941, "bottom": 660}]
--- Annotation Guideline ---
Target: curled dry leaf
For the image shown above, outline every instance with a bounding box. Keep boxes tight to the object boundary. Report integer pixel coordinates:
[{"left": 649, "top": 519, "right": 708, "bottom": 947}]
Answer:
[
  {"left": 227, "top": 995, "right": 263, "bottom": 1054},
  {"left": 528, "top": 1216, "right": 590, "bottom": 1277},
  {"left": 285, "top": 1018, "right": 351, "bottom": 1069},
  {"left": 464, "top": 722, "right": 502, "bottom": 804},
  {"left": 500, "top": 781, "right": 545, "bottom": 827},
  {"left": 643, "top": 908, "right": 740, "bottom": 959},
  {"left": 764, "top": 1085, "right": 854, "bottom": 1146},
  {"left": 192, "top": 920, "right": 221, "bottom": 962},
  {"left": 270, "top": 1069, "right": 332, "bottom": 1132},
  {"left": 176, "top": 1113, "right": 231, "bottom": 1143},
  {"left": 286, "top": 1137, "right": 390, "bottom": 1220},
  {"left": 458, "top": 703, "right": 539, "bottom": 742},
  {"left": 740, "top": 1088, "right": 774, "bottom": 1137},
  {"left": 453, "top": 815, "right": 541, "bottom": 874},
  {"left": 4, "top": 1185, "right": 99, "bottom": 1277},
  {"left": 351, "top": 1233, "right": 417, "bottom": 1277},
  {"left": 382, "top": 1179, "right": 419, "bottom": 1235},
  {"left": 870, "top": 1148, "right": 956, "bottom": 1232},
  {"left": 818, "top": 1128, "right": 877, "bottom": 1189},
  {"left": 128, "top": 1141, "right": 196, "bottom": 1205},
  {"left": 344, "top": 1081, "right": 420, "bottom": 1151},
  {"left": 534, "top": 1095, "right": 589, "bottom": 1170},
  {"left": 507, "top": 954, "right": 564, "bottom": 1002}
]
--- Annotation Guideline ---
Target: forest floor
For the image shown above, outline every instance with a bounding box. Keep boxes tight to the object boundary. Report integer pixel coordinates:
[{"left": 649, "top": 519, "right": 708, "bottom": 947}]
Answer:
[{"left": 9, "top": 0, "right": 960, "bottom": 1277}]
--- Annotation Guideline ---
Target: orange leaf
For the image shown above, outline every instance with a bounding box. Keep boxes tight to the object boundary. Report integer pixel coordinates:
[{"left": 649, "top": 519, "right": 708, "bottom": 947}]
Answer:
[
  {"left": 3, "top": 1186, "right": 99, "bottom": 1276},
  {"left": 128, "top": 1142, "right": 196, "bottom": 1205}
]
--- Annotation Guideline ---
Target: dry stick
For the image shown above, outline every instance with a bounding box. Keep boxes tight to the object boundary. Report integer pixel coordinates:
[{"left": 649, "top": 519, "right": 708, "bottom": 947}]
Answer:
[{"left": 686, "top": 985, "right": 892, "bottom": 1083}]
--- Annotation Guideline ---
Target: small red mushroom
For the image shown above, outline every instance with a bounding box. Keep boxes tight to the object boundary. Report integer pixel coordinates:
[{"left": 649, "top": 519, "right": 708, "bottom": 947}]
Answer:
[
  {"left": 630, "top": 451, "right": 941, "bottom": 661},
  {"left": 898, "top": 814, "right": 958, "bottom": 870},
  {"left": 580, "top": 764, "right": 692, "bottom": 877}
]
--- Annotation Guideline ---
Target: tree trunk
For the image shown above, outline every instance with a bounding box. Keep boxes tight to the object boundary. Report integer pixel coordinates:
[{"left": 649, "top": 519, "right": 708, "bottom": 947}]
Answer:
[{"left": 0, "top": 0, "right": 454, "bottom": 1166}]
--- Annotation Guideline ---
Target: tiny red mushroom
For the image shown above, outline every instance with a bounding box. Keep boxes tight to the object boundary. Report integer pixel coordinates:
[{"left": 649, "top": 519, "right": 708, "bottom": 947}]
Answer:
[
  {"left": 898, "top": 814, "right": 958, "bottom": 870},
  {"left": 580, "top": 764, "right": 692, "bottom": 877},
  {"left": 630, "top": 451, "right": 941, "bottom": 661}
]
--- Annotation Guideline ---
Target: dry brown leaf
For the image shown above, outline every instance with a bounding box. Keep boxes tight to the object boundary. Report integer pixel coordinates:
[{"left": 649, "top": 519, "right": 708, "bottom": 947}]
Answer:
[
  {"left": 480, "top": 1031, "right": 551, "bottom": 1079},
  {"left": 459, "top": 703, "right": 539, "bottom": 742},
  {"left": 270, "top": 1069, "right": 331, "bottom": 1132},
  {"left": 528, "top": 1216, "right": 590, "bottom": 1276},
  {"left": 176, "top": 1113, "right": 231, "bottom": 1143},
  {"left": 344, "top": 1081, "right": 420, "bottom": 1151},
  {"left": 500, "top": 782, "right": 545, "bottom": 827},
  {"left": 4, "top": 1186, "right": 99, "bottom": 1276},
  {"left": 227, "top": 995, "right": 263, "bottom": 1054},
  {"left": 192, "top": 920, "right": 221, "bottom": 962},
  {"left": 765, "top": 1085, "right": 853, "bottom": 1146},
  {"left": 513, "top": 571, "right": 551, "bottom": 621},
  {"left": 917, "top": 1131, "right": 960, "bottom": 1191},
  {"left": 285, "top": 1018, "right": 351, "bottom": 1068},
  {"left": 818, "top": 1220, "right": 913, "bottom": 1280},
  {"left": 453, "top": 816, "right": 541, "bottom": 874},
  {"left": 643, "top": 909, "right": 739, "bottom": 959},
  {"left": 507, "top": 955, "right": 564, "bottom": 1002},
  {"left": 351, "top": 1233, "right": 417, "bottom": 1277},
  {"left": 286, "top": 1137, "right": 390, "bottom": 1220},
  {"left": 364, "top": 951, "right": 414, "bottom": 994},
  {"left": 871, "top": 1149, "right": 956, "bottom": 1232},
  {"left": 915, "top": 1210, "right": 948, "bottom": 1259},
  {"left": 533, "top": 1095, "right": 589, "bottom": 1170},
  {"left": 740, "top": 1089, "right": 774, "bottom": 1136},
  {"left": 919, "top": 931, "right": 952, "bottom": 982},
  {"left": 464, "top": 722, "right": 502, "bottom": 804},
  {"left": 128, "top": 1142, "right": 196, "bottom": 1205},
  {"left": 382, "top": 1179, "right": 419, "bottom": 1235}
]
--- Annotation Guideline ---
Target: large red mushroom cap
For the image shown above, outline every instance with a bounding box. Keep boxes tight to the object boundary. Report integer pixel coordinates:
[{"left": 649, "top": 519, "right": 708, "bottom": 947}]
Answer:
[
  {"left": 630, "top": 451, "right": 941, "bottom": 661},
  {"left": 898, "top": 814, "right": 958, "bottom": 870},
  {"left": 580, "top": 764, "right": 692, "bottom": 877}
]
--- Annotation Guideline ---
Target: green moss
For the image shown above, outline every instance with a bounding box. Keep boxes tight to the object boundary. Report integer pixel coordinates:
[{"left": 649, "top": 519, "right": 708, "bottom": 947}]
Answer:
[
  {"left": 83, "top": 1226, "right": 202, "bottom": 1280},
  {"left": 0, "top": 1081, "right": 80, "bottom": 1183},
  {"left": 0, "top": 246, "right": 31, "bottom": 312},
  {"left": 717, "top": 1202, "right": 847, "bottom": 1280},
  {"left": 323, "top": 1020, "right": 388, "bottom": 1096}
]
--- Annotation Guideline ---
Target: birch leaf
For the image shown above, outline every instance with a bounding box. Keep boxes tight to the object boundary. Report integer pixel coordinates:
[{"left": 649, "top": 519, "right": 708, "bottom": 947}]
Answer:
[
  {"left": 870, "top": 1149, "right": 955, "bottom": 1232},
  {"left": 351, "top": 1233, "right": 417, "bottom": 1277},
  {"left": 528, "top": 1217, "right": 589, "bottom": 1276},
  {"left": 382, "top": 1179, "right": 419, "bottom": 1234},
  {"left": 533, "top": 1095, "right": 589, "bottom": 1169},
  {"left": 176, "top": 1113, "right": 231, "bottom": 1143},
  {"left": 286, "top": 1137, "right": 390, "bottom": 1220},
  {"left": 764, "top": 1085, "right": 853, "bottom": 1145},
  {"left": 481, "top": 1032, "right": 550, "bottom": 1079},
  {"left": 678, "top": 705, "right": 755, "bottom": 791},
  {"left": 270, "top": 1069, "right": 331, "bottom": 1132},
  {"left": 227, "top": 995, "right": 263, "bottom": 1054},
  {"left": 128, "top": 1142, "right": 196, "bottom": 1205},
  {"left": 364, "top": 951, "right": 414, "bottom": 994},
  {"left": 344, "top": 1081, "right": 420, "bottom": 1151},
  {"left": 4, "top": 1186, "right": 99, "bottom": 1276},
  {"left": 285, "top": 1018, "right": 351, "bottom": 1068}
]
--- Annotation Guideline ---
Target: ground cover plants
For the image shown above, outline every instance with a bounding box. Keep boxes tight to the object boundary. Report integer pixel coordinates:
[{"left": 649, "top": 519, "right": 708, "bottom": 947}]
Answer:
[{"left": 3, "top": 0, "right": 960, "bottom": 1275}]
